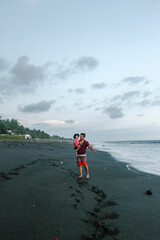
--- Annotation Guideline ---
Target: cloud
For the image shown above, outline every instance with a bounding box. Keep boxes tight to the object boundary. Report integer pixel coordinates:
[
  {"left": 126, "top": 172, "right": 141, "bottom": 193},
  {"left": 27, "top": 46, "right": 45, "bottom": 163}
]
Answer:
[
  {"left": 17, "top": 100, "right": 56, "bottom": 113},
  {"left": 154, "top": 95, "right": 160, "bottom": 100},
  {"left": 74, "top": 56, "right": 99, "bottom": 71},
  {"left": 53, "top": 67, "right": 71, "bottom": 80},
  {"left": 53, "top": 56, "right": 99, "bottom": 80},
  {"left": 32, "top": 120, "right": 65, "bottom": 128},
  {"left": 0, "top": 76, "right": 15, "bottom": 96},
  {"left": 151, "top": 100, "right": 160, "bottom": 106},
  {"left": 0, "top": 57, "right": 9, "bottom": 71},
  {"left": 136, "top": 113, "right": 144, "bottom": 117},
  {"left": 112, "top": 91, "right": 140, "bottom": 102},
  {"left": 144, "top": 80, "right": 152, "bottom": 85},
  {"left": 103, "top": 106, "right": 124, "bottom": 119},
  {"left": 0, "top": 56, "right": 48, "bottom": 96},
  {"left": 112, "top": 94, "right": 121, "bottom": 101},
  {"left": 65, "top": 119, "right": 75, "bottom": 124},
  {"left": 35, "top": 120, "right": 65, "bottom": 125},
  {"left": 143, "top": 91, "right": 151, "bottom": 98},
  {"left": 0, "top": 97, "right": 3, "bottom": 104},
  {"left": 26, "top": 119, "right": 77, "bottom": 129},
  {"left": 86, "top": 104, "right": 92, "bottom": 108},
  {"left": 0, "top": 55, "right": 99, "bottom": 97},
  {"left": 95, "top": 107, "right": 103, "bottom": 111},
  {"left": 136, "top": 98, "right": 160, "bottom": 107},
  {"left": 91, "top": 82, "right": 106, "bottom": 89},
  {"left": 139, "top": 99, "right": 150, "bottom": 106},
  {"left": 110, "top": 82, "right": 122, "bottom": 88},
  {"left": 11, "top": 56, "right": 45, "bottom": 85},
  {"left": 67, "top": 88, "right": 73, "bottom": 93},
  {"left": 122, "top": 76, "right": 147, "bottom": 85},
  {"left": 75, "top": 88, "right": 85, "bottom": 94},
  {"left": 121, "top": 91, "right": 140, "bottom": 101}
]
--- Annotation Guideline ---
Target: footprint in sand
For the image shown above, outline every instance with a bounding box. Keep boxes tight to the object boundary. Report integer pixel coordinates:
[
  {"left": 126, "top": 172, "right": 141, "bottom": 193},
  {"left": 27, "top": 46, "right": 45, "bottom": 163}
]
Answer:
[
  {"left": 67, "top": 168, "right": 119, "bottom": 239},
  {"left": 0, "top": 172, "right": 11, "bottom": 180},
  {"left": 67, "top": 183, "right": 84, "bottom": 209},
  {"left": 79, "top": 183, "right": 119, "bottom": 240},
  {"left": 8, "top": 171, "right": 19, "bottom": 176}
]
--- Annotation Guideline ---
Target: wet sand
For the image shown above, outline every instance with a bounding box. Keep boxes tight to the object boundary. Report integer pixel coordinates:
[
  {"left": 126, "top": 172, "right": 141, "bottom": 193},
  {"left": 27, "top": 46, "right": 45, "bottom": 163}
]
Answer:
[{"left": 0, "top": 140, "right": 160, "bottom": 240}]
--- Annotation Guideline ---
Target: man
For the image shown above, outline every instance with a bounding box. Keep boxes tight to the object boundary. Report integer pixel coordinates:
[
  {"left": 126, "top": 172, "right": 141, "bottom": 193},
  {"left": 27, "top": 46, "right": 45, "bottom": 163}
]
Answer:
[{"left": 76, "top": 133, "right": 96, "bottom": 179}]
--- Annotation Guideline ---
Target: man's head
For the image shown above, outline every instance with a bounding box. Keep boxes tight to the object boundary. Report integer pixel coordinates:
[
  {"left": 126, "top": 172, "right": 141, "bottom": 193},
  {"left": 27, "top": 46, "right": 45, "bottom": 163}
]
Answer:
[{"left": 80, "top": 133, "right": 86, "bottom": 140}]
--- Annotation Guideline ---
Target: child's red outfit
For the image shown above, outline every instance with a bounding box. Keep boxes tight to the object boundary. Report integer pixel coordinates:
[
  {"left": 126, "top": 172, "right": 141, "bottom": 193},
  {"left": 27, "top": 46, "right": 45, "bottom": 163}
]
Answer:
[{"left": 74, "top": 139, "right": 79, "bottom": 148}]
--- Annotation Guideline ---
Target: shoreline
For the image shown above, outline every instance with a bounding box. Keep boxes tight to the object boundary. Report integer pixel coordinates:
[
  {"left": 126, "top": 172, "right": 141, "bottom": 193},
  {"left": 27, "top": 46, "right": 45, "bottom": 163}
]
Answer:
[
  {"left": 98, "top": 148, "right": 160, "bottom": 178},
  {"left": 0, "top": 138, "right": 72, "bottom": 143},
  {"left": 1, "top": 141, "right": 160, "bottom": 240},
  {"left": 93, "top": 142, "right": 160, "bottom": 178}
]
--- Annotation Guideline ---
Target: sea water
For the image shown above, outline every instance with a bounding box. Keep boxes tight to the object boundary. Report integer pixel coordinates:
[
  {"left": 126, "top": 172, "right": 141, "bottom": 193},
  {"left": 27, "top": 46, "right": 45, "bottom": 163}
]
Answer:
[{"left": 92, "top": 140, "right": 160, "bottom": 176}]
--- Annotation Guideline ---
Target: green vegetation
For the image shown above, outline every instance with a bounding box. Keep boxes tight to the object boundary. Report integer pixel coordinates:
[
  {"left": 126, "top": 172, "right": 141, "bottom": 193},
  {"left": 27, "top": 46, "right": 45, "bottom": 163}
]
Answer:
[
  {"left": 0, "top": 117, "right": 71, "bottom": 141},
  {"left": 50, "top": 135, "right": 65, "bottom": 141},
  {"left": 0, "top": 135, "right": 24, "bottom": 140}
]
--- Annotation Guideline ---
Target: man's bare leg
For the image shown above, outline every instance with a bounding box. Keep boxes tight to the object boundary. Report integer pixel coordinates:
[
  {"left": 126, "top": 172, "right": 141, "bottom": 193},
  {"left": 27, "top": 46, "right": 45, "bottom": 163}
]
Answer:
[
  {"left": 78, "top": 165, "right": 83, "bottom": 178},
  {"left": 84, "top": 165, "right": 89, "bottom": 178}
]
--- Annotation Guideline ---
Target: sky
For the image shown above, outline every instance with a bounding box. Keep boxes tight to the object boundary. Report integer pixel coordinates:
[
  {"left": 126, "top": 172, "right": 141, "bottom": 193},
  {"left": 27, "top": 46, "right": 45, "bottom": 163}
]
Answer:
[{"left": 0, "top": 0, "right": 160, "bottom": 141}]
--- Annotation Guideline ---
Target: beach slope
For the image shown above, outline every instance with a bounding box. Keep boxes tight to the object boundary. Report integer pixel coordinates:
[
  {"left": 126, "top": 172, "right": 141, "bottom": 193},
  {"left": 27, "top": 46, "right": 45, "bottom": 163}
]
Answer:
[{"left": 0, "top": 140, "right": 160, "bottom": 240}]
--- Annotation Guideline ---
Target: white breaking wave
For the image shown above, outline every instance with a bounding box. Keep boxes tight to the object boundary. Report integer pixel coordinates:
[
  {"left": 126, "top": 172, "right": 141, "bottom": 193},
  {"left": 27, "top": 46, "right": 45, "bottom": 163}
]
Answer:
[{"left": 92, "top": 140, "right": 160, "bottom": 177}]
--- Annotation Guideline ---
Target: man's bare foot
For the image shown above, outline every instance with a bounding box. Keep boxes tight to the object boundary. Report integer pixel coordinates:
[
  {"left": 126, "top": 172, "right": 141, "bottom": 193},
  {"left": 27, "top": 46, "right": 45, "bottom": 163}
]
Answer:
[
  {"left": 86, "top": 174, "right": 89, "bottom": 179},
  {"left": 78, "top": 175, "right": 83, "bottom": 178}
]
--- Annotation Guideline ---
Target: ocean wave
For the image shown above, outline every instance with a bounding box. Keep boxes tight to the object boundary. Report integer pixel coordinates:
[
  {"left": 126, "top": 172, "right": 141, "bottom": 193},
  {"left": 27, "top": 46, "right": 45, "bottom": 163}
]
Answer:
[{"left": 92, "top": 140, "right": 160, "bottom": 177}]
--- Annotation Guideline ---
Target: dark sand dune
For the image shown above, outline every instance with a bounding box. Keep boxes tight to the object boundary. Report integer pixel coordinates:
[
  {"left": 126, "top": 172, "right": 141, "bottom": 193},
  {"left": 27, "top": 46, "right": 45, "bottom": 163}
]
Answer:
[{"left": 0, "top": 140, "right": 160, "bottom": 240}]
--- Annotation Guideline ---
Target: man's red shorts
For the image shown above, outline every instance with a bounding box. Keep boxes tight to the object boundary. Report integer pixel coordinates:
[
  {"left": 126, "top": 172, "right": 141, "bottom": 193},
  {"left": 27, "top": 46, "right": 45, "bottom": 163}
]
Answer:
[{"left": 77, "top": 156, "right": 87, "bottom": 166}]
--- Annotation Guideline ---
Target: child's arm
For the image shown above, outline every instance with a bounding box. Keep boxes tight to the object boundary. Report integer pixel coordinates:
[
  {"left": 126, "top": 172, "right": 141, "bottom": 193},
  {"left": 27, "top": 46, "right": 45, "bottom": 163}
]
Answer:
[
  {"left": 75, "top": 142, "right": 82, "bottom": 155},
  {"left": 76, "top": 145, "right": 81, "bottom": 152}
]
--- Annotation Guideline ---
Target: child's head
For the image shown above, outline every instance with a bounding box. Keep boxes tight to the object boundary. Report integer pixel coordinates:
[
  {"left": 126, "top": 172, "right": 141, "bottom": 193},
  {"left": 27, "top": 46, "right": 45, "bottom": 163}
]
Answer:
[{"left": 73, "top": 133, "right": 79, "bottom": 139}]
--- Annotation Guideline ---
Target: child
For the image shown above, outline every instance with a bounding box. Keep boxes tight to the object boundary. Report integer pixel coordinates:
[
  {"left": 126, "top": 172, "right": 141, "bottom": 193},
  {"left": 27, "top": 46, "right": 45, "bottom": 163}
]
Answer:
[{"left": 73, "top": 133, "right": 81, "bottom": 156}]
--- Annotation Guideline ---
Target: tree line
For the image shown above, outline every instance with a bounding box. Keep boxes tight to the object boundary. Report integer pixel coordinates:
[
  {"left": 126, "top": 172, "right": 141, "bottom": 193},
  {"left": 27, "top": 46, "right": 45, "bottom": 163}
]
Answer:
[{"left": 0, "top": 117, "right": 65, "bottom": 140}]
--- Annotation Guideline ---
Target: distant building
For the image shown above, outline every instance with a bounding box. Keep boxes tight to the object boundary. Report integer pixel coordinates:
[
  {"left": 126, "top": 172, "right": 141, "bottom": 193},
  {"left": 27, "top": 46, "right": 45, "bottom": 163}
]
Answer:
[
  {"left": 7, "top": 130, "right": 12, "bottom": 135},
  {"left": 24, "top": 134, "right": 31, "bottom": 140}
]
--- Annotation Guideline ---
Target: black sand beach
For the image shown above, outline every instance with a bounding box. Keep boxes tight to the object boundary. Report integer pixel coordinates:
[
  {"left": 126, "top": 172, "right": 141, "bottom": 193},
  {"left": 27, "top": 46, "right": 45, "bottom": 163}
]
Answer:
[{"left": 0, "top": 140, "right": 160, "bottom": 240}]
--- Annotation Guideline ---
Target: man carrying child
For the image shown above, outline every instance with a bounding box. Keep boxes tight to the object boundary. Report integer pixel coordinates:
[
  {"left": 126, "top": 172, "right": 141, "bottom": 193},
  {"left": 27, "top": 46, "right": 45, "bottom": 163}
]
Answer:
[{"left": 73, "top": 133, "right": 96, "bottom": 179}]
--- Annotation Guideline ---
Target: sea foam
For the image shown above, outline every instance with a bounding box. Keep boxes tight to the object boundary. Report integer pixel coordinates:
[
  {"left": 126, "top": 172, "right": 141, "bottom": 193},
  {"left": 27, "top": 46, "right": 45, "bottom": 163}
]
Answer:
[{"left": 92, "top": 140, "right": 160, "bottom": 177}]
